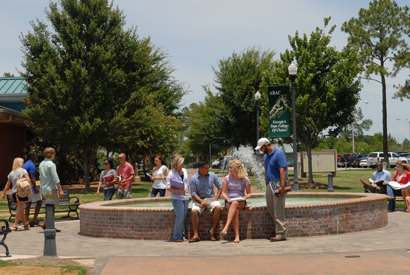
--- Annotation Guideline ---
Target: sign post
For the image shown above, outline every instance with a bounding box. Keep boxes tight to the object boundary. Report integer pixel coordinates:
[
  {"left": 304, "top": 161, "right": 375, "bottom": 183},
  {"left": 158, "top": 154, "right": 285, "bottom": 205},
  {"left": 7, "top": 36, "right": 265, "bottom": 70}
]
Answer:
[{"left": 268, "top": 85, "right": 291, "bottom": 138}]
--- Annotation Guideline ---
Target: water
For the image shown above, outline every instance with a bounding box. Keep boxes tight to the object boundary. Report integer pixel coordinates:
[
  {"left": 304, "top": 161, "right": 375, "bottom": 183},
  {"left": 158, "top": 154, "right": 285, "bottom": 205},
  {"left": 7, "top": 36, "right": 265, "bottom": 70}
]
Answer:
[
  {"left": 107, "top": 196, "right": 352, "bottom": 208},
  {"left": 219, "top": 146, "right": 266, "bottom": 190}
]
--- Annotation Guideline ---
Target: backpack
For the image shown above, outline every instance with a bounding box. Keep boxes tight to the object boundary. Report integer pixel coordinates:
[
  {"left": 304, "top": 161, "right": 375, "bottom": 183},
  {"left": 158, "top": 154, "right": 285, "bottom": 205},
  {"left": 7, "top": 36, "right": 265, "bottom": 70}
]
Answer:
[{"left": 16, "top": 169, "right": 32, "bottom": 198}]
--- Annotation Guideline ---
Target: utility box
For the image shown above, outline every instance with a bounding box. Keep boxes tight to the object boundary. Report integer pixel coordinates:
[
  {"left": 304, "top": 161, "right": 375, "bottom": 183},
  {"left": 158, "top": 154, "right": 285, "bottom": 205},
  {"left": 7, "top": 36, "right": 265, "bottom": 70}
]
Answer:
[{"left": 300, "top": 150, "right": 337, "bottom": 177}]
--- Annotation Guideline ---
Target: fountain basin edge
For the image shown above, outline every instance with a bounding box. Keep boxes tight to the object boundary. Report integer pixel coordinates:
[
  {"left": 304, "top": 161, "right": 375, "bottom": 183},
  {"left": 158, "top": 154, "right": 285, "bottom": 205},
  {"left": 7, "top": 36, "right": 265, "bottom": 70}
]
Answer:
[{"left": 79, "top": 192, "right": 388, "bottom": 240}]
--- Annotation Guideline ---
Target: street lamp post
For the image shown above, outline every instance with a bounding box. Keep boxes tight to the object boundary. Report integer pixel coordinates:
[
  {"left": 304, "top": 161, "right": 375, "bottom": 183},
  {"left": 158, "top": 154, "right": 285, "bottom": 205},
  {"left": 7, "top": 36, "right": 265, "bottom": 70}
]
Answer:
[
  {"left": 397, "top": 118, "right": 410, "bottom": 141},
  {"left": 255, "top": 91, "right": 261, "bottom": 142},
  {"left": 288, "top": 61, "right": 299, "bottom": 192},
  {"left": 352, "top": 101, "right": 369, "bottom": 153}
]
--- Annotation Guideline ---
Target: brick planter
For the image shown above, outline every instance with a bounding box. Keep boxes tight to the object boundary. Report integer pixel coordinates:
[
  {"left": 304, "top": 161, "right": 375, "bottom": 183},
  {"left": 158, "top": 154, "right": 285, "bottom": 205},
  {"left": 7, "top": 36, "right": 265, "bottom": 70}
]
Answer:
[{"left": 79, "top": 192, "right": 388, "bottom": 240}]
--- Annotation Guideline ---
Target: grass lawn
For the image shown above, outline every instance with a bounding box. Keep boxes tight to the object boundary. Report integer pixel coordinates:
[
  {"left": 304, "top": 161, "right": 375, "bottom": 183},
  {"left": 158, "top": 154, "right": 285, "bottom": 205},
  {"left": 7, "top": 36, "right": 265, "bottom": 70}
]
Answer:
[{"left": 0, "top": 259, "right": 87, "bottom": 275}]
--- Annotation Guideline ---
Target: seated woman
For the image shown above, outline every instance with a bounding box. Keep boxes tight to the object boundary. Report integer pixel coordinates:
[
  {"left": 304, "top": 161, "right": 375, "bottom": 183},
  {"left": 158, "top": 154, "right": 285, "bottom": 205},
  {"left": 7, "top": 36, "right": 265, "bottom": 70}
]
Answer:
[
  {"left": 221, "top": 160, "right": 251, "bottom": 243},
  {"left": 384, "top": 160, "right": 410, "bottom": 212}
]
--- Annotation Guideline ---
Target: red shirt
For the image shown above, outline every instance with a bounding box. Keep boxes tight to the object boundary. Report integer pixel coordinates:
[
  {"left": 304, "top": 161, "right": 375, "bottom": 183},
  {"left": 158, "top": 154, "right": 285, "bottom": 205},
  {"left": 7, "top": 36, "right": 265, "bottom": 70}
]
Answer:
[
  {"left": 117, "top": 162, "right": 135, "bottom": 188},
  {"left": 392, "top": 170, "right": 410, "bottom": 185}
]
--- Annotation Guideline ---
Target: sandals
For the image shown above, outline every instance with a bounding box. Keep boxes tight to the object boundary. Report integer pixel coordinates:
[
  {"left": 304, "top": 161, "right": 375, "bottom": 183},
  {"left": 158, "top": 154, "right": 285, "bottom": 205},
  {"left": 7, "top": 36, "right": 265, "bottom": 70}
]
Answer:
[
  {"left": 30, "top": 221, "right": 40, "bottom": 227},
  {"left": 234, "top": 239, "right": 240, "bottom": 243},
  {"left": 13, "top": 226, "right": 22, "bottom": 231},
  {"left": 208, "top": 229, "right": 217, "bottom": 241},
  {"left": 221, "top": 230, "right": 228, "bottom": 236},
  {"left": 24, "top": 224, "right": 30, "bottom": 230},
  {"left": 188, "top": 236, "right": 200, "bottom": 243}
]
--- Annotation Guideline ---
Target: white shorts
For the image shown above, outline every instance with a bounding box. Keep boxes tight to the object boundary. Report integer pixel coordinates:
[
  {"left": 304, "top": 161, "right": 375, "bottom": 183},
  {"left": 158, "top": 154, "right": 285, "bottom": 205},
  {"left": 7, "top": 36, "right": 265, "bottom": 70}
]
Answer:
[
  {"left": 192, "top": 200, "right": 221, "bottom": 215},
  {"left": 29, "top": 192, "right": 43, "bottom": 203}
]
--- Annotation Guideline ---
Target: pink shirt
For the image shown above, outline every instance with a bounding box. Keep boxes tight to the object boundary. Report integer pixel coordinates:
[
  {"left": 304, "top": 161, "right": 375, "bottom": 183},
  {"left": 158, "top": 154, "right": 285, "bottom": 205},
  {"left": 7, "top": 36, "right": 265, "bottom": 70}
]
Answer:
[{"left": 117, "top": 162, "right": 135, "bottom": 189}]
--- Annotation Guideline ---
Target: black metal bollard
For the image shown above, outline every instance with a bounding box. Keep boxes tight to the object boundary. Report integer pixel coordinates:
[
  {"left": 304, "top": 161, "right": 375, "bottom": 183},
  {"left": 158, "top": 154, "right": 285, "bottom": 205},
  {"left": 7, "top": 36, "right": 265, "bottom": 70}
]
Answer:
[
  {"left": 43, "top": 199, "right": 58, "bottom": 257},
  {"left": 328, "top": 173, "right": 334, "bottom": 192}
]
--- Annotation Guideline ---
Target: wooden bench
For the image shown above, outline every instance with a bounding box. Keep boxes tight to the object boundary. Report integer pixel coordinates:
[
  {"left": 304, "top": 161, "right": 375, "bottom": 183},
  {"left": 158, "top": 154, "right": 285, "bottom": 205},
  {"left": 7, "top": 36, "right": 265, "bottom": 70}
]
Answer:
[
  {"left": 6, "top": 190, "right": 80, "bottom": 222},
  {"left": 0, "top": 219, "right": 12, "bottom": 256}
]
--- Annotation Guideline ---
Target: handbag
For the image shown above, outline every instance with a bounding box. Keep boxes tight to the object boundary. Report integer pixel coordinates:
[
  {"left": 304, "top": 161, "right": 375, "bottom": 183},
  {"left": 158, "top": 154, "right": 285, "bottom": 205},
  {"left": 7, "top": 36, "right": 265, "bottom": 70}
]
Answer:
[
  {"left": 16, "top": 169, "right": 32, "bottom": 198},
  {"left": 269, "top": 177, "right": 292, "bottom": 196}
]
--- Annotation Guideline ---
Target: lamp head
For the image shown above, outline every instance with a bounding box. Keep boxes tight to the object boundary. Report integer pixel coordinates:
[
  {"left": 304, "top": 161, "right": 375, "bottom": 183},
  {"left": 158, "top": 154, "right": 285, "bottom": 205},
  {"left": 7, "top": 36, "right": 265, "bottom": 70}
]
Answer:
[
  {"left": 288, "top": 61, "right": 297, "bottom": 76},
  {"left": 255, "top": 91, "right": 261, "bottom": 100}
]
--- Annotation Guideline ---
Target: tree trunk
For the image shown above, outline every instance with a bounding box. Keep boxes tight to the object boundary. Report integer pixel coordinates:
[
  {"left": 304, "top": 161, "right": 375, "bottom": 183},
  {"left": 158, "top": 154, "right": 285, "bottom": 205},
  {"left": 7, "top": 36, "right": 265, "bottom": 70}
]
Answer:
[
  {"left": 306, "top": 142, "right": 314, "bottom": 184},
  {"left": 83, "top": 152, "right": 90, "bottom": 190},
  {"left": 381, "top": 73, "right": 389, "bottom": 167}
]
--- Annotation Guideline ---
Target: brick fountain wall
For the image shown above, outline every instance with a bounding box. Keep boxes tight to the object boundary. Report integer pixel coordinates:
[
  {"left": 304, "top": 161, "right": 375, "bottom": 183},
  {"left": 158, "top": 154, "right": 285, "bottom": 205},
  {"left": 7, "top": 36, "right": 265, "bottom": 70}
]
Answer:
[{"left": 79, "top": 193, "right": 388, "bottom": 240}]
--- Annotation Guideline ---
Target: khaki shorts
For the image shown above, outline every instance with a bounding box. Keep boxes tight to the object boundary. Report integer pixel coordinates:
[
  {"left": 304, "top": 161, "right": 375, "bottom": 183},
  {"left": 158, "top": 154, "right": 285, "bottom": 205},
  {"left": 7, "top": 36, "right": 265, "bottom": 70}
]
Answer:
[
  {"left": 44, "top": 189, "right": 59, "bottom": 208},
  {"left": 116, "top": 187, "right": 132, "bottom": 199},
  {"left": 192, "top": 200, "right": 221, "bottom": 215}
]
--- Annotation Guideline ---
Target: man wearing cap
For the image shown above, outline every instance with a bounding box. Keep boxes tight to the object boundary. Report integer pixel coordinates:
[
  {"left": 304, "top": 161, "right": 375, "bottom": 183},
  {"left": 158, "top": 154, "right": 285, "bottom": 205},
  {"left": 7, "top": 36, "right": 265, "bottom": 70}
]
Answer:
[{"left": 255, "top": 138, "right": 287, "bottom": 242}]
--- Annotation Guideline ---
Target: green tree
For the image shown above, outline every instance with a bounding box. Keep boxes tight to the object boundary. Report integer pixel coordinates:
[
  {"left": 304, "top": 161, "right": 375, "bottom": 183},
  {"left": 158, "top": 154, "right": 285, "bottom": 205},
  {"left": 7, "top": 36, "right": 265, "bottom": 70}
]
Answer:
[
  {"left": 340, "top": 107, "right": 373, "bottom": 140},
  {"left": 260, "top": 18, "right": 363, "bottom": 183},
  {"left": 342, "top": 0, "right": 410, "bottom": 165},
  {"left": 21, "top": 0, "right": 185, "bottom": 189},
  {"left": 211, "top": 47, "right": 276, "bottom": 149},
  {"left": 184, "top": 92, "right": 230, "bottom": 158},
  {"left": 2, "top": 73, "right": 14, "bottom": 77}
]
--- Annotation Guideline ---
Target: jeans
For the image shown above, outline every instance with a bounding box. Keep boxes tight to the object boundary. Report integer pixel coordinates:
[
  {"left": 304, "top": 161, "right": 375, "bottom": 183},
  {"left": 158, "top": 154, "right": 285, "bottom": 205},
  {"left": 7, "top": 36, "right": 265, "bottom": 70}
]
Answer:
[
  {"left": 104, "top": 188, "right": 116, "bottom": 201},
  {"left": 150, "top": 188, "right": 166, "bottom": 197},
  {"left": 171, "top": 199, "right": 189, "bottom": 241},
  {"left": 386, "top": 186, "right": 402, "bottom": 211}
]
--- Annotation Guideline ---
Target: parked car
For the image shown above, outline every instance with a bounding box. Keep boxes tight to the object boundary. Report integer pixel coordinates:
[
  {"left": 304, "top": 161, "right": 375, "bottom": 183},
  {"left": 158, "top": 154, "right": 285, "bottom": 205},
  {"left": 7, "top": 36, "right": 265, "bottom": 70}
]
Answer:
[
  {"left": 337, "top": 154, "right": 344, "bottom": 167},
  {"left": 397, "top": 152, "right": 409, "bottom": 157},
  {"left": 367, "top": 152, "right": 401, "bottom": 168},
  {"left": 359, "top": 157, "right": 369, "bottom": 168},
  {"left": 353, "top": 153, "right": 368, "bottom": 167},
  {"left": 287, "top": 159, "right": 294, "bottom": 167}
]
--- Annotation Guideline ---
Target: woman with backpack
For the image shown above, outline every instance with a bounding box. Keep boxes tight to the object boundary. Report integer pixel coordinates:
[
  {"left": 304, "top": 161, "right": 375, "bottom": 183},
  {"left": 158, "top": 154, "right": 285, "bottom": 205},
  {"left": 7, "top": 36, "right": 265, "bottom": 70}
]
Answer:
[{"left": 1, "top": 157, "right": 31, "bottom": 231}]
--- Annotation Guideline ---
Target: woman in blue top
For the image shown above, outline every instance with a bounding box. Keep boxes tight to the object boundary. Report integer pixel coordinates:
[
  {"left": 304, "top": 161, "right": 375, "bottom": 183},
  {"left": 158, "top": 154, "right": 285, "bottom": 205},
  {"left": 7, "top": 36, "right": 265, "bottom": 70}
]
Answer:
[
  {"left": 221, "top": 160, "right": 251, "bottom": 243},
  {"left": 166, "top": 154, "right": 190, "bottom": 242}
]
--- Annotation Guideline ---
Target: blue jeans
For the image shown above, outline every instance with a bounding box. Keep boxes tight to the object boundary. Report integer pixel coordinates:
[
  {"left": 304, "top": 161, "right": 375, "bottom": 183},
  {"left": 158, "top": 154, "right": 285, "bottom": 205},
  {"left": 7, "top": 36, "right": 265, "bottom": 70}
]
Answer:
[
  {"left": 386, "top": 186, "right": 402, "bottom": 211},
  {"left": 103, "top": 188, "right": 116, "bottom": 201},
  {"left": 171, "top": 199, "right": 189, "bottom": 241},
  {"left": 150, "top": 188, "right": 166, "bottom": 197}
]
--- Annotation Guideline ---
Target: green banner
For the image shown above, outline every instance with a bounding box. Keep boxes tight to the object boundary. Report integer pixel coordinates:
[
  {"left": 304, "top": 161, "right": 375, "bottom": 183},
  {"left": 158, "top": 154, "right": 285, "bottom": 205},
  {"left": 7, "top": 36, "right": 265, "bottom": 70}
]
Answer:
[{"left": 268, "top": 85, "right": 291, "bottom": 138}]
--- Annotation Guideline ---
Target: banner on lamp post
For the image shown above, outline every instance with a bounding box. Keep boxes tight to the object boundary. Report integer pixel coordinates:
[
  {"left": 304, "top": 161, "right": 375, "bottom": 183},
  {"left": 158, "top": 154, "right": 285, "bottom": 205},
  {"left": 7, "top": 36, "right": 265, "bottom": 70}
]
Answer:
[{"left": 268, "top": 85, "right": 291, "bottom": 138}]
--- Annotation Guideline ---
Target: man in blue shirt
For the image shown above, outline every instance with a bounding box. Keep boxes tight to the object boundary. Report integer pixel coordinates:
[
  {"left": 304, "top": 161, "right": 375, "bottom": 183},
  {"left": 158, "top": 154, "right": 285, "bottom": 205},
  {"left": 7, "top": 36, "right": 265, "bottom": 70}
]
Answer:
[
  {"left": 23, "top": 151, "right": 42, "bottom": 227},
  {"left": 361, "top": 161, "right": 396, "bottom": 211},
  {"left": 255, "top": 138, "right": 287, "bottom": 242},
  {"left": 189, "top": 160, "right": 222, "bottom": 242}
]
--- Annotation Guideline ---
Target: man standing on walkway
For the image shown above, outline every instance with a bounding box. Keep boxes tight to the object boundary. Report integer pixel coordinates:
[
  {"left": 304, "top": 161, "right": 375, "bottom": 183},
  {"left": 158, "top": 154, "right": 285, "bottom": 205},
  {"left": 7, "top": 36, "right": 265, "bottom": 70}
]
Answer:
[
  {"left": 255, "top": 138, "right": 287, "bottom": 242},
  {"left": 39, "top": 147, "right": 64, "bottom": 232},
  {"left": 24, "top": 151, "right": 42, "bottom": 227},
  {"left": 189, "top": 159, "right": 222, "bottom": 242},
  {"left": 116, "top": 153, "right": 135, "bottom": 199}
]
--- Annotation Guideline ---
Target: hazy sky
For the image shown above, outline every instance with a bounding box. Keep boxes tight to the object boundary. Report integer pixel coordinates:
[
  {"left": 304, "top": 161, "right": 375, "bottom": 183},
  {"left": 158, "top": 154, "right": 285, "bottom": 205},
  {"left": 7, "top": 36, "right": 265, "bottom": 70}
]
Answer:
[{"left": 2, "top": 0, "right": 410, "bottom": 141}]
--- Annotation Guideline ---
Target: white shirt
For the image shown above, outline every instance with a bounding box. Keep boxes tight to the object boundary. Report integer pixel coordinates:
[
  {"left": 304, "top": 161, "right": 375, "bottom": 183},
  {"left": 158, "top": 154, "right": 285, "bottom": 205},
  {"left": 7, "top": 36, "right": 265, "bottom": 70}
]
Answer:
[{"left": 153, "top": 165, "right": 168, "bottom": 189}]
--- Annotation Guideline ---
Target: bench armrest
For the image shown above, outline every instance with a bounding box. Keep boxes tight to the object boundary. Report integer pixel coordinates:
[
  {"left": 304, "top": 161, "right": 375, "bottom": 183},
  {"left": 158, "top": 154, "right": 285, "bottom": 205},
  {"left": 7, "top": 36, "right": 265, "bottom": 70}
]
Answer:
[{"left": 69, "top": 196, "right": 80, "bottom": 204}]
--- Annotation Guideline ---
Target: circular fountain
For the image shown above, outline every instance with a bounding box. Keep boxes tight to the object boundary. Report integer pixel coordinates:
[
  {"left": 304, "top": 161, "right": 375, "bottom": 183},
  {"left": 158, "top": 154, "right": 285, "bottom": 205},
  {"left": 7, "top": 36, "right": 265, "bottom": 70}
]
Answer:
[{"left": 79, "top": 192, "right": 388, "bottom": 240}]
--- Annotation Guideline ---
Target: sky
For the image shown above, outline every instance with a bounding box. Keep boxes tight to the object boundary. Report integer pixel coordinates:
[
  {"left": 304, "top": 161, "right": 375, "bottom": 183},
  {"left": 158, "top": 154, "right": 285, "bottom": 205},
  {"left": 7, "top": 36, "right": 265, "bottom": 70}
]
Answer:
[{"left": 2, "top": 0, "right": 410, "bottom": 141}]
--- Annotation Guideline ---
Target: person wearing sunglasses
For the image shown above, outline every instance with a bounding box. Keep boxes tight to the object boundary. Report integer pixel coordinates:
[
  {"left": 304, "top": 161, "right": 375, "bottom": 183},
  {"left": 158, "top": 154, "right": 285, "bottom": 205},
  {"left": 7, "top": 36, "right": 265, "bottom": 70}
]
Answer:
[{"left": 96, "top": 159, "right": 117, "bottom": 201}]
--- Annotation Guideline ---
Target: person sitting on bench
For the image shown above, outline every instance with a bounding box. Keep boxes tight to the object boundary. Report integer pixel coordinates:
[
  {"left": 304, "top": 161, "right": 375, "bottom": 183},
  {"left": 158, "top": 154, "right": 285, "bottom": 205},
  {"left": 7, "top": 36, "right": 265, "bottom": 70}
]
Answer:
[{"left": 360, "top": 161, "right": 391, "bottom": 195}]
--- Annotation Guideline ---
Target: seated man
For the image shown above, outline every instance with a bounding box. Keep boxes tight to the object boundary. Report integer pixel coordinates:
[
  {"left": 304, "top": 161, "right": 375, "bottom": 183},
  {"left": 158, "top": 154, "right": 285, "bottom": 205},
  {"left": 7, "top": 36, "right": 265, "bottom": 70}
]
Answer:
[
  {"left": 189, "top": 159, "right": 222, "bottom": 242},
  {"left": 361, "top": 161, "right": 391, "bottom": 195}
]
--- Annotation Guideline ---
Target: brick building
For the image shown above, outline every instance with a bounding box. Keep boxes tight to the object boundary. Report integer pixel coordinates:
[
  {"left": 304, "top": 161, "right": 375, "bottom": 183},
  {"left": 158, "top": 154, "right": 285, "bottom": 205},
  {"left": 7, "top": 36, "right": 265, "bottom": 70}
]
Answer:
[{"left": 0, "top": 77, "right": 31, "bottom": 186}]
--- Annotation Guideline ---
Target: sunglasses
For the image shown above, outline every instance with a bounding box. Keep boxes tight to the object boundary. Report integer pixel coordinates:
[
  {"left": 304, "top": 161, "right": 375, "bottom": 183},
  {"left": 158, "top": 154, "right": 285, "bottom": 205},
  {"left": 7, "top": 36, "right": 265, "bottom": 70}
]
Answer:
[
  {"left": 118, "top": 157, "right": 123, "bottom": 159},
  {"left": 104, "top": 163, "right": 109, "bottom": 165}
]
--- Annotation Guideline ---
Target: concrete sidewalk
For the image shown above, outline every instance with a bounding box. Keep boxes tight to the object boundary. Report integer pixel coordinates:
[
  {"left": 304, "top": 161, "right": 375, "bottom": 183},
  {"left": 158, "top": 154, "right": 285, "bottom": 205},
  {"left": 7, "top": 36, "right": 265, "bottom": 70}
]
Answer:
[{"left": 1, "top": 211, "right": 410, "bottom": 274}]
